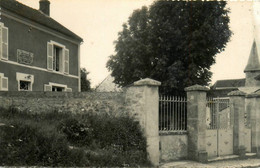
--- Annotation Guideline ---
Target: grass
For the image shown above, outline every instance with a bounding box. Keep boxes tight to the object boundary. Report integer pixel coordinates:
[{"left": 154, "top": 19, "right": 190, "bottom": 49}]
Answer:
[{"left": 0, "top": 107, "right": 151, "bottom": 167}]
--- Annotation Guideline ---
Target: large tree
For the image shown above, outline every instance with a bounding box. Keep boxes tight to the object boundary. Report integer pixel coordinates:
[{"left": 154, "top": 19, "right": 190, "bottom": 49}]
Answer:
[{"left": 107, "top": 1, "right": 231, "bottom": 95}]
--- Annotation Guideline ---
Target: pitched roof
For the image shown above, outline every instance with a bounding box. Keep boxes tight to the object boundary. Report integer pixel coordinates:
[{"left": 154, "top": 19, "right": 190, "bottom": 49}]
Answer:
[
  {"left": 0, "top": 0, "right": 83, "bottom": 42},
  {"left": 244, "top": 40, "right": 260, "bottom": 72},
  {"left": 212, "top": 78, "right": 245, "bottom": 89},
  {"left": 95, "top": 75, "right": 122, "bottom": 92}
]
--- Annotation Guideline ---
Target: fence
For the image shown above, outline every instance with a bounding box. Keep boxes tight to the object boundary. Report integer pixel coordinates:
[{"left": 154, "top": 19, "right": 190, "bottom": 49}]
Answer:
[
  {"left": 206, "top": 97, "right": 230, "bottom": 129},
  {"left": 159, "top": 95, "right": 187, "bottom": 132}
]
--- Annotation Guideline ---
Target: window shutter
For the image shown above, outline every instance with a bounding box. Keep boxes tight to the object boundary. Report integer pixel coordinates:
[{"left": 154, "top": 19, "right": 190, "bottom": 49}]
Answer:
[
  {"left": 1, "top": 26, "right": 8, "bottom": 60},
  {"left": 2, "top": 77, "right": 8, "bottom": 91},
  {"left": 0, "top": 27, "right": 2, "bottom": 59},
  {"left": 66, "top": 88, "right": 72, "bottom": 92},
  {"left": 47, "top": 42, "right": 53, "bottom": 70},
  {"left": 44, "top": 84, "right": 52, "bottom": 91},
  {"left": 64, "top": 49, "right": 69, "bottom": 74}
]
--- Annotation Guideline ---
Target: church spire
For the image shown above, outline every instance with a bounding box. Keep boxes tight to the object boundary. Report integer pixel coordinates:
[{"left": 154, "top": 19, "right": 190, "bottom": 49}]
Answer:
[
  {"left": 244, "top": 40, "right": 260, "bottom": 72},
  {"left": 244, "top": 1, "right": 260, "bottom": 87}
]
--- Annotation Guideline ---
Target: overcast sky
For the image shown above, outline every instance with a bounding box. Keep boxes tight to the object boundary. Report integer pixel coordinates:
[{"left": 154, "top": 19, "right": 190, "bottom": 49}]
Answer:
[{"left": 17, "top": 0, "right": 254, "bottom": 87}]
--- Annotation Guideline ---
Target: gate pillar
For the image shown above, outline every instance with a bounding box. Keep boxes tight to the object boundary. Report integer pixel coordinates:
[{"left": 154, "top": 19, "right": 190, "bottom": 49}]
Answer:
[
  {"left": 125, "top": 78, "right": 161, "bottom": 166},
  {"left": 228, "top": 90, "right": 246, "bottom": 158},
  {"left": 246, "top": 93, "right": 260, "bottom": 157},
  {"left": 185, "top": 85, "right": 209, "bottom": 163}
]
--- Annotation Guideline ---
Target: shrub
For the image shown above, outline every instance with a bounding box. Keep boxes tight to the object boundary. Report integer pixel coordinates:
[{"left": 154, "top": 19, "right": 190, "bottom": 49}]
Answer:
[
  {"left": 58, "top": 118, "right": 93, "bottom": 147},
  {"left": 0, "top": 107, "right": 151, "bottom": 167},
  {"left": 88, "top": 114, "right": 147, "bottom": 151},
  {"left": 85, "top": 146, "right": 149, "bottom": 167},
  {"left": 0, "top": 122, "right": 88, "bottom": 167},
  {"left": 57, "top": 113, "right": 150, "bottom": 166},
  {"left": 78, "top": 113, "right": 150, "bottom": 166}
]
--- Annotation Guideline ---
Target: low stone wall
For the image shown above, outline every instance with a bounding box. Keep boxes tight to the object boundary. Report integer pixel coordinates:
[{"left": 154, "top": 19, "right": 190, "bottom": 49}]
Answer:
[
  {"left": 0, "top": 78, "right": 162, "bottom": 166},
  {"left": 0, "top": 91, "right": 127, "bottom": 116},
  {"left": 160, "top": 133, "right": 188, "bottom": 162}
]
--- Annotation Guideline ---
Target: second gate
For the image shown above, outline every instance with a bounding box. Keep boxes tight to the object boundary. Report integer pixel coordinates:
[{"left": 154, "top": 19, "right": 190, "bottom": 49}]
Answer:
[{"left": 206, "top": 97, "right": 233, "bottom": 158}]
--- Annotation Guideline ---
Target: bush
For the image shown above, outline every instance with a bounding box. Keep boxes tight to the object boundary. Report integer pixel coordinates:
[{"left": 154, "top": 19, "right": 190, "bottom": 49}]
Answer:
[
  {"left": 0, "top": 107, "right": 151, "bottom": 166},
  {"left": 58, "top": 118, "right": 93, "bottom": 147},
  {"left": 78, "top": 114, "right": 150, "bottom": 166},
  {"left": 0, "top": 122, "right": 88, "bottom": 167},
  {"left": 89, "top": 114, "right": 147, "bottom": 151},
  {"left": 85, "top": 147, "right": 148, "bottom": 167}
]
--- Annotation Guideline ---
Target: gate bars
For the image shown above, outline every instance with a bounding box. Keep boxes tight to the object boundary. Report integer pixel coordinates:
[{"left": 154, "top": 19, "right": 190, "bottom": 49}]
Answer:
[
  {"left": 159, "top": 96, "right": 230, "bottom": 132},
  {"left": 159, "top": 95, "right": 187, "bottom": 132},
  {"left": 206, "top": 97, "right": 230, "bottom": 129}
]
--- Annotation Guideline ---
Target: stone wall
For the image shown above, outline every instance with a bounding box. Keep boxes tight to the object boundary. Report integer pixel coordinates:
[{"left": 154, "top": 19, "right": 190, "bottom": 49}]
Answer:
[
  {"left": 0, "top": 78, "right": 161, "bottom": 166},
  {"left": 0, "top": 91, "right": 127, "bottom": 116},
  {"left": 0, "top": 78, "right": 163, "bottom": 166},
  {"left": 160, "top": 133, "right": 188, "bottom": 162}
]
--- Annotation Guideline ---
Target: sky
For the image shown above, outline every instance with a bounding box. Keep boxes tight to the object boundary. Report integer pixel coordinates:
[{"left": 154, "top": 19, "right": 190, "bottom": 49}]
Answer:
[{"left": 17, "top": 0, "right": 254, "bottom": 87}]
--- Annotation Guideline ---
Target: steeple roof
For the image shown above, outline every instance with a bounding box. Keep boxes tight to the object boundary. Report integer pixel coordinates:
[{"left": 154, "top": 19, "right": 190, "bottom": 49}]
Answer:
[{"left": 244, "top": 40, "right": 260, "bottom": 72}]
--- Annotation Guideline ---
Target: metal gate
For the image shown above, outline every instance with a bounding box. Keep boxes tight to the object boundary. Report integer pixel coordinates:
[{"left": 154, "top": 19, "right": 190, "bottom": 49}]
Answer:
[{"left": 206, "top": 97, "right": 233, "bottom": 158}]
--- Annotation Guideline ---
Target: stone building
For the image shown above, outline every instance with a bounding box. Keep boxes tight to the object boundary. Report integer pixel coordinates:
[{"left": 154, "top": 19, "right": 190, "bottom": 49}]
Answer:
[
  {"left": 209, "top": 78, "right": 245, "bottom": 97},
  {"left": 239, "top": 2, "right": 260, "bottom": 93},
  {"left": 0, "top": 0, "right": 83, "bottom": 92},
  {"left": 95, "top": 75, "right": 122, "bottom": 92}
]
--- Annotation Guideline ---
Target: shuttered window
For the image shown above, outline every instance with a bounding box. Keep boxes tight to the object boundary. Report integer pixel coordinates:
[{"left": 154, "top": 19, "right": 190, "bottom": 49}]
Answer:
[
  {"left": 1, "top": 77, "right": 8, "bottom": 91},
  {"left": 47, "top": 41, "right": 69, "bottom": 75},
  {"left": 47, "top": 42, "right": 53, "bottom": 70},
  {"left": 0, "top": 23, "right": 8, "bottom": 60},
  {"left": 64, "top": 49, "right": 69, "bottom": 74},
  {"left": 0, "top": 28, "right": 1, "bottom": 59},
  {"left": 44, "top": 83, "right": 71, "bottom": 92}
]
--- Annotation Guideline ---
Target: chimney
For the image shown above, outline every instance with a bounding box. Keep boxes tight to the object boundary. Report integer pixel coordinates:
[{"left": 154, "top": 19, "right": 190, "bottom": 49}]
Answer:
[{"left": 39, "top": 0, "right": 50, "bottom": 16}]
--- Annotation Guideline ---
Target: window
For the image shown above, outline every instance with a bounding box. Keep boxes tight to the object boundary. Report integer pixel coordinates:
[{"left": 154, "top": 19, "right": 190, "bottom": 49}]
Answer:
[
  {"left": 16, "top": 72, "right": 34, "bottom": 91},
  {"left": 44, "top": 82, "right": 72, "bottom": 92},
  {"left": 47, "top": 41, "right": 69, "bottom": 74},
  {"left": 0, "top": 22, "right": 8, "bottom": 60},
  {"left": 52, "top": 86, "right": 64, "bottom": 92},
  {"left": 19, "top": 81, "right": 31, "bottom": 91},
  {"left": 0, "top": 73, "right": 8, "bottom": 91},
  {"left": 53, "top": 46, "right": 62, "bottom": 72}
]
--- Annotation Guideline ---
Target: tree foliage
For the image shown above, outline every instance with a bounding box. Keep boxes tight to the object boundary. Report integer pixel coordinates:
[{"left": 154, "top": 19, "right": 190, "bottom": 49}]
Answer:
[
  {"left": 81, "top": 68, "right": 91, "bottom": 92},
  {"left": 107, "top": 1, "right": 231, "bottom": 95}
]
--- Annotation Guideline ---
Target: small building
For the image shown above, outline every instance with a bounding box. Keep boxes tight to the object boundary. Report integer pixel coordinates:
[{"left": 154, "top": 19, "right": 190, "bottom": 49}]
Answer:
[
  {"left": 95, "top": 75, "right": 122, "bottom": 92},
  {"left": 0, "top": 0, "right": 83, "bottom": 92},
  {"left": 209, "top": 78, "right": 245, "bottom": 97}
]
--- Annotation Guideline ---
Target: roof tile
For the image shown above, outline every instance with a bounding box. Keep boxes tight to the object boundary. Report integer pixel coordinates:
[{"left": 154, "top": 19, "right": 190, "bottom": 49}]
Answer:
[
  {"left": 213, "top": 78, "right": 246, "bottom": 89},
  {"left": 0, "top": 0, "right": 83, "bottom": 42}
]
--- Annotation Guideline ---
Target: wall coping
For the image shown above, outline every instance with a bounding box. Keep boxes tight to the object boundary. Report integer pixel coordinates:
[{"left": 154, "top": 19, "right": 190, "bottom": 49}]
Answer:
[
  {"left": 159, "top": 131, "right": 187, "bottom": 136},
  {"left": 184, "top": 84, "right": 209, "bottom": 92},
  {"left": 246, "top": 92, "right": 260, "bottom": 98},
  {"left": 0, "top": 91, "right": 125, "bottom": 99},
  {"left": 238, "top": 87, "right": 260, "bottom": 94},
  {"left": 228, "top": 90, "right": 246, "bottom": 96},
  {"left": 133, "top": 78, "right": 161, "bottom": 86}
]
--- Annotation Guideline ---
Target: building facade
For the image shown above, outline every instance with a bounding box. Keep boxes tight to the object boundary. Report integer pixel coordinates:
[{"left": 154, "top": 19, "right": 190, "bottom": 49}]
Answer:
[{"left": 0, "top": 0, "right": 83, "bottom": 92}]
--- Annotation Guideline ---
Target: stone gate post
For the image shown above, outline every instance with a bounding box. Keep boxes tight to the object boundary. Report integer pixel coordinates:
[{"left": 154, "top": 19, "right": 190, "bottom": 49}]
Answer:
[
  {"left": 125, "top": 78, "right": 161, "bottom": 166},
  {"left": 246, "top": 93, "right": 260, "bottom": 157},
  {"left": 228, "top": 90, "right": 246, "bottom": 158},
  {"left": 185, "top": 85, "right": 209, "bottom": 163}
]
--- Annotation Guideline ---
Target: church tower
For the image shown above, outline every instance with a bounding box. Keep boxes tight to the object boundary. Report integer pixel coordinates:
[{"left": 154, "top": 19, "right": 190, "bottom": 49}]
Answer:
[{"left": 244, "top": 2, "right": 260, "bottom": 87}]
